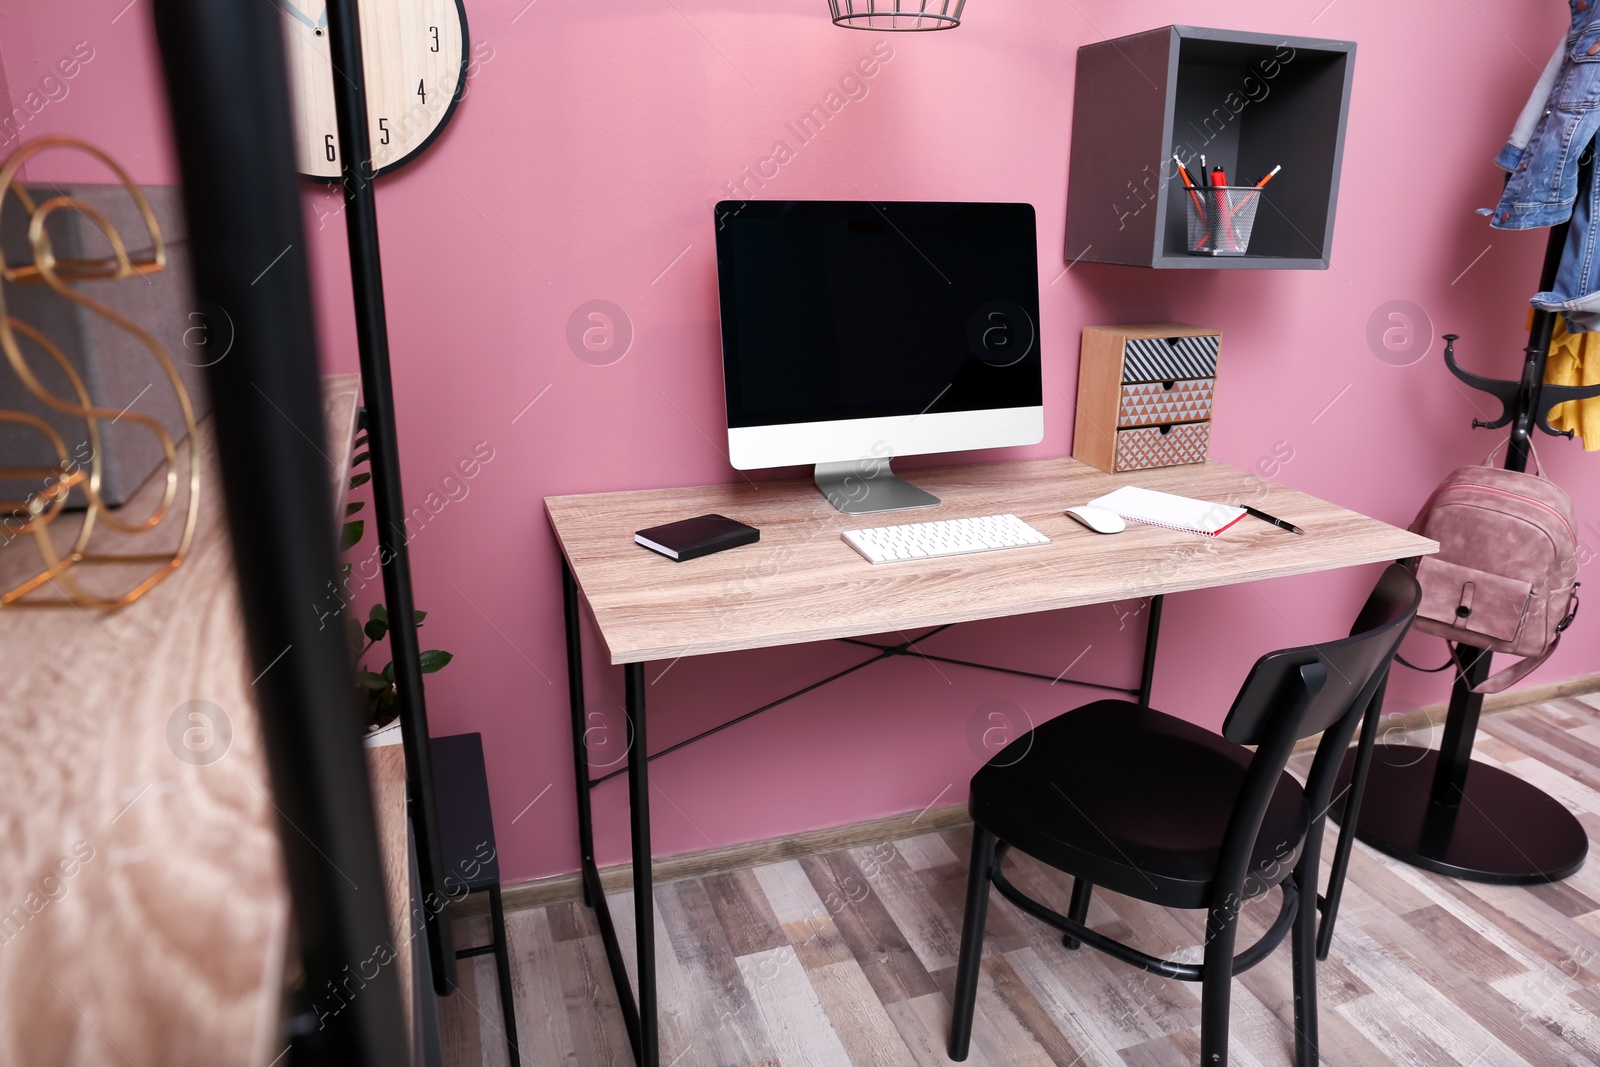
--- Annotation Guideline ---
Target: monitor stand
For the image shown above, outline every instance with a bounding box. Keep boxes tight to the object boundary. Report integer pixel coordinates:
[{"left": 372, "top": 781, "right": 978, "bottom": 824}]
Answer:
[{"left": 814, "top": 459, "right": 940, "bottom": 515}]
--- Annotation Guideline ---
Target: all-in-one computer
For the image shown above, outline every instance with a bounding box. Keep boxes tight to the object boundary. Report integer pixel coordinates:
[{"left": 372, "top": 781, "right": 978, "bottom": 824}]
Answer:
[{"left": 713, "top": 200, "right": 1043, "bottom": 514}]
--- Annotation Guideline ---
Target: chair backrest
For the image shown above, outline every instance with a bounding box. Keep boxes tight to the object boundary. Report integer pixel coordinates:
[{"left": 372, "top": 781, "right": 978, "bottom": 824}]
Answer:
[
  {"left": 1210, "top": 564, "right": 1421, "bottom": 904},
  {"left": 1221, "top": 563, "right": 1421, "bottom": 748}
]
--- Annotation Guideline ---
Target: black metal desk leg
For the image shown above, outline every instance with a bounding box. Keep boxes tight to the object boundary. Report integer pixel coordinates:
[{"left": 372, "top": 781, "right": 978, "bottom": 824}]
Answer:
[
  {"left": 625, "top": 662, "right": 660, "bottom": 1066},
  {"left": 1137, "top": 594, "right": 1164, "bottom": 707},
  {"left": 563, "top": 561, "right": 652, "bottom": 1061},
  {"left": 562, "top": 560, "right": 596, "bottom": 908}
]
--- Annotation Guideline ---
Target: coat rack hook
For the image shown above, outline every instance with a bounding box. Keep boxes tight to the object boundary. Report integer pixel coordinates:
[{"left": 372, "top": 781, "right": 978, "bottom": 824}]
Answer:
[
  {"left": 1535, "top": 378, "right": 1600, "bottom": 438},
  {"left": 1440, "top": 332, "right": 1518, "bottom": 430}
]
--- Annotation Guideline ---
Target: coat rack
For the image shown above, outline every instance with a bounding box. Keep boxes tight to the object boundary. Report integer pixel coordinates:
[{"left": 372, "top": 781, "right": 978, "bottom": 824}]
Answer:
[
  {"left": 321, "top": 0, "right": 458, "bottom": 992},
  {"left": 1332, "top": 167, "right": 1600, "bottom": 884}
]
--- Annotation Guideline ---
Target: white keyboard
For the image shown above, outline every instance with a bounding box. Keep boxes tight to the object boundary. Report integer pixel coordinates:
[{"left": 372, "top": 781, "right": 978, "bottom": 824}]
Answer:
[{"left": 841, "top": 513, "right": 1051, "bottom": 564}]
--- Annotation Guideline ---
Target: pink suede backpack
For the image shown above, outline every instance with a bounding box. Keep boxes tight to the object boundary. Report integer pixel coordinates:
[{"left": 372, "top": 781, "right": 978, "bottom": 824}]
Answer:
[{"left": 1406, "top": 446, "right": 1580, "bottom": 694}]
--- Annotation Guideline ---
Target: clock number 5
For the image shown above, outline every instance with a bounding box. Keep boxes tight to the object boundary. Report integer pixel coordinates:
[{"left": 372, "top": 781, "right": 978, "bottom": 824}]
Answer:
[
  {"left": 378, "top": 117, "right": 390, "bottom": 145},
  {"left": 323, "top": 133, "right": 336, "bottom": 163},
  {"left": 430, "top": 25, "right": 440, "bottom": 52}
]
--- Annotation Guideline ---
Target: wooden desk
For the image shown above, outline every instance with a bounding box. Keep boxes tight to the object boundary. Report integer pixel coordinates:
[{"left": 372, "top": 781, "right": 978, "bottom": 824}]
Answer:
[
  {"left": 546, "top": 455, "right": 1437, "bottom": 1067},
  {"left": 549, "top": 457, "right": 1436, "bottom": 663},
  {"left": 0, "top": 375, "right": 360, "bottom": 1067}
]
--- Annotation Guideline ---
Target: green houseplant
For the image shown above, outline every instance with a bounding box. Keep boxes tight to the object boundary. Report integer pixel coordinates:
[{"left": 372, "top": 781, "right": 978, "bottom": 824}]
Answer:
[{"left": 342, "top": 438, "right": 452, "bottom": 730}]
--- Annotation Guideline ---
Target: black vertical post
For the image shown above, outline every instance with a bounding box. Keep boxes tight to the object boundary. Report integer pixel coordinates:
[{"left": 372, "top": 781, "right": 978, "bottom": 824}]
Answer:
[
  {"left": 322, "top": 0, "right": 456, "bottom": 991},
  {"left": 151, "top": 2, "right": 407, "bottom": 1063},
  {"left": 1506, "top": 214, "right": 1571, "bottom": 474},
  {"left": 562, "top": 560, "right": 595, "bottom": 908},
  {"left": 624, "top": 662, "right": 659, "bottom": 1066},
  {"left": 487, "top": 885, "right": 523, "bottom": 1064},
  {"left": 1136, "top": 594, "right": 1164, "bottom": 707},
  {"left": 1428, "top": 647, "right": 1492, "bottom": 806}
]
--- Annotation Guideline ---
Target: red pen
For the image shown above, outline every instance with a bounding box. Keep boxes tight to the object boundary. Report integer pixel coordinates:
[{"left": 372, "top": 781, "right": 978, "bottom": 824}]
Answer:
[{"left": 1211, "top": 167, "right": 1236, "bottom": 250}]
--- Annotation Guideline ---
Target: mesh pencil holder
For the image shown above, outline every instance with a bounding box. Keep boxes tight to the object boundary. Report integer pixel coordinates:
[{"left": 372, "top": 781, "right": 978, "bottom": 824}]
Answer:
[
  {"left": 1184, "top": 187, "right": 1262, "bottom": 256},
  {"left": 828, "top": 0, "right": 965, "bottom": 30}
]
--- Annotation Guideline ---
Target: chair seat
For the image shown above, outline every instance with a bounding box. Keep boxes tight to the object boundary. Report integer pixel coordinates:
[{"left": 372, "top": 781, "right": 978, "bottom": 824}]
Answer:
[{"left": 969, "top": 700, "right": 1309, "bottom": 910}]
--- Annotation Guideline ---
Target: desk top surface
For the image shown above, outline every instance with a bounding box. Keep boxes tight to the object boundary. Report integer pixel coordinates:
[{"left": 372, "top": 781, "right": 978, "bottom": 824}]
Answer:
[{"left": 546, "top": 456, "right": 1437, "bottom": 665}]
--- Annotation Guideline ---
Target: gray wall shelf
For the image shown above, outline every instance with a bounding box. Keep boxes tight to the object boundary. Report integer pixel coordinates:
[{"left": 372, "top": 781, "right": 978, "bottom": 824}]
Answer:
[{"left": 1065, "top": 25, "right": 1355, "bottom": 270}]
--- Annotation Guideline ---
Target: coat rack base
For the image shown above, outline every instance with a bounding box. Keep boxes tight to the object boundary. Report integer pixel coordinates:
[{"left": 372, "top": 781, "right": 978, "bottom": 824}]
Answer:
[{"left": 1331, "top": 746, "right": 1587, "bottom": 884}]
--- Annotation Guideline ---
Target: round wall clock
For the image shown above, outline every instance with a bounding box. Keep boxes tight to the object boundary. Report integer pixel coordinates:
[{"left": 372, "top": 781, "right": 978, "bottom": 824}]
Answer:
[{"left": 277, "top": 0, "right": 469, "bottom": 180}]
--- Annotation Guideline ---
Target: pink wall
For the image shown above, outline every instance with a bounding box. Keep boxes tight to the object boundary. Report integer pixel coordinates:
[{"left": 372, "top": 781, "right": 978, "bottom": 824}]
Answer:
[{"left": 4, "top": 0, "right": 1595, "bottom": 882}]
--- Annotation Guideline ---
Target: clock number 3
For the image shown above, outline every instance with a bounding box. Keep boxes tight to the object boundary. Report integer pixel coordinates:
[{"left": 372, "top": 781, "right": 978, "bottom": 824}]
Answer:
[{"left": 430, "top": 25, "right": 440, "bottom": 52}]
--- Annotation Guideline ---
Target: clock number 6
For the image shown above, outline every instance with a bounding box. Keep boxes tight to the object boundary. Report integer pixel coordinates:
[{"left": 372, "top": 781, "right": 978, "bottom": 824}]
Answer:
[
  {"left": 430, "top": 25, "right": 440, "bottom": 52},
  {"left": 378, "top": 118, "right": 390, "bottom": 145},
  {"left": 323, "top": 133, "right": 336, "bottom": 163}
]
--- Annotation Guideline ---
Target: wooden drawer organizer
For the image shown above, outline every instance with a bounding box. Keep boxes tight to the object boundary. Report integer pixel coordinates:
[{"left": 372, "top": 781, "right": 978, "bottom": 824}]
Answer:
[{"left": 1073, "top": 323, "right": 1220, "bottom": 473}]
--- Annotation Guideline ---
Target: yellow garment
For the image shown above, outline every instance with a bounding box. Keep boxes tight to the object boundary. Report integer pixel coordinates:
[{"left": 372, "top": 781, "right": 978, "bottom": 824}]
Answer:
[{"left": 1547, "top": 315, "right": 1600, "bottom": 450}]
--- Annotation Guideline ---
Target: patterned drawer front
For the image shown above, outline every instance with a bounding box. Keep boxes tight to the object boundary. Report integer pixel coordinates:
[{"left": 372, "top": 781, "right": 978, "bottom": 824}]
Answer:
[
  {"left": 1114, "top": 421, "right": 1210, "bottom": 472},
  {"left": 1122, "top": 335, "right": 1218, "bottom": 383},
  {"left": 1117, "top": 378, "right": 1214, "bottom": 427}
]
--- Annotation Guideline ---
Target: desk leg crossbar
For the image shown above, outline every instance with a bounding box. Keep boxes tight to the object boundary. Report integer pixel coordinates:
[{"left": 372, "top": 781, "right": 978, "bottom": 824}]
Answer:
[{"left": 562, "top": 558, "right": 1165, "bottom": 1067}]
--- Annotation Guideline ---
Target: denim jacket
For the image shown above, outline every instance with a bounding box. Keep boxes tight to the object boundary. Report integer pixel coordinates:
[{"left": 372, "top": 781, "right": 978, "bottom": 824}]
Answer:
[
  {"left": 1490, "top": 6, "right": 1600, "bottom": 330},
  {"left": 1492, "top": 8, "right": 1600, "bottom": 229}
]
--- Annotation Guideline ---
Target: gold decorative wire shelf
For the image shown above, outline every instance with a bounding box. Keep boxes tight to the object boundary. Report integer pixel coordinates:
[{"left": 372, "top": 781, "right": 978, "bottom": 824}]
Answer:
[{"left": 0, "top": 137, "right": 200, "bottom": 610}]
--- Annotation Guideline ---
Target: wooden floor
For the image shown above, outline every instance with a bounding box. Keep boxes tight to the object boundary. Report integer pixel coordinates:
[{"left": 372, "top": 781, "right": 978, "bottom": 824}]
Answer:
[{"left": 442, "top": 695, "right": 1600, "bottom": 1067}]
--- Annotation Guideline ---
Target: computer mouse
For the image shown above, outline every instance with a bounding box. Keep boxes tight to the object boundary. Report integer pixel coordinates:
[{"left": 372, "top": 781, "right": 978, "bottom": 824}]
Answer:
[{"left": 1064, "top": 505, "right": 1125, "bottom": 534}]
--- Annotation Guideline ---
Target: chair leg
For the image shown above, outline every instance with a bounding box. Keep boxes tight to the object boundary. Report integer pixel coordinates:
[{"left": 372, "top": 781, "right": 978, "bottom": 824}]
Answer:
[
  {"left": 1292, "top": 865, "right": 1320, "bottom": 1067},
  {"left": 1200, "top": 899, "right": 1239, "bottom": 1067},
  {"left": 488, "top": 884, "right": 522, "bottom": 1066},
  {"left": 948, "top": 826, "right": 997, "bottom": 1062},
  {"left": 1319, "top": 675, "right": 1387, "bottom": 960},
  {"left": 1061, "top": 878, "right": 1093, "bottom": 950}
]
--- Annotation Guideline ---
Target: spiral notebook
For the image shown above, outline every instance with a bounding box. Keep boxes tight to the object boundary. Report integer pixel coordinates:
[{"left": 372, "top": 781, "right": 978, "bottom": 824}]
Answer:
[{"left": 1087, "top": 486, "right": 1246, "bottom": 537}]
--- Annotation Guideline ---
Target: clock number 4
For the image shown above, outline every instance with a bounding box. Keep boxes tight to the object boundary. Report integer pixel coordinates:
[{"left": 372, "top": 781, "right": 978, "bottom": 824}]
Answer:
[
  {"left": 417, "top": 80, "right": 427, "bottom": 105},
  {"left": 430, "top": 25, "right": 440, "bottom": 52}
]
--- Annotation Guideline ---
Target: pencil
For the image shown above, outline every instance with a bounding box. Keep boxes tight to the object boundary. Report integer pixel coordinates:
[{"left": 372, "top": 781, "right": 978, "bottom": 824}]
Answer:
[{"left": 1173, "top": 154, "right": 1208, "bottom": 217}]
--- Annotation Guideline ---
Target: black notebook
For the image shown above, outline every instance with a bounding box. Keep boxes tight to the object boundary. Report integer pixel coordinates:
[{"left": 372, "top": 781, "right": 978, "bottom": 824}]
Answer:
[{"left": 634, "top": 514, "right": 759, "bottom": 561}]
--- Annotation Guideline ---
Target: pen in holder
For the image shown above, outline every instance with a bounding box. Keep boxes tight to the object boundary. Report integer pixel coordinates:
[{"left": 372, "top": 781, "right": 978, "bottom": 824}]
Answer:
[{"left": 1186, "top": 186, "right": 1262, "bottom": 256}]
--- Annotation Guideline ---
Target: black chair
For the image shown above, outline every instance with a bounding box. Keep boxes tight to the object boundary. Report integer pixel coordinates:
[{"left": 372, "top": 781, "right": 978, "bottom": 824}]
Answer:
[
  {"left": 948, "top": 564, "right": 1420, "bottom": 1066},
  {"left": 432, "top": 732, "right": 522, "bottom": 1065}
]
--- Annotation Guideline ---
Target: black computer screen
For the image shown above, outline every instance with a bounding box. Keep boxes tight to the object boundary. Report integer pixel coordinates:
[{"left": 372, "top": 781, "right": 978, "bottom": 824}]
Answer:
[{"left": 714, "top": 201, "right": 1042, "bottom": 429}]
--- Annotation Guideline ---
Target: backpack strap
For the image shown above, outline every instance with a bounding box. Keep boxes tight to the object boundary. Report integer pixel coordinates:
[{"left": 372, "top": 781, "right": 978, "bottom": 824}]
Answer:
[
  {"left": 1469, "top": 588, "right": 1580, "bottom": 694},
  {"left": 1482, "top": 436, "right": 1545, "bottom": 477},
  {"left": 1471, "top": 638, "right": 1559, "bottom": 694}
]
